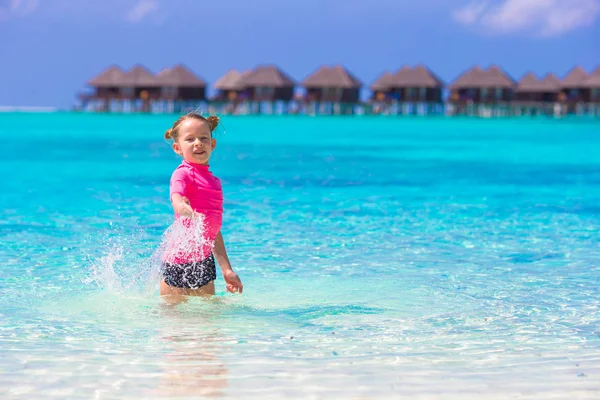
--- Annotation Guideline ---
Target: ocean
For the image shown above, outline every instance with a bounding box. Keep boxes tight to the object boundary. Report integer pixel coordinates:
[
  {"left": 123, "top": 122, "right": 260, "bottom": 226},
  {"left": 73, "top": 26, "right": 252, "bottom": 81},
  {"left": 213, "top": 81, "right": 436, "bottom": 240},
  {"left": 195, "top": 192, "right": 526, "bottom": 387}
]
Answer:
[{"left": 0, "top": 112, "right": 599, "bottom": 399}]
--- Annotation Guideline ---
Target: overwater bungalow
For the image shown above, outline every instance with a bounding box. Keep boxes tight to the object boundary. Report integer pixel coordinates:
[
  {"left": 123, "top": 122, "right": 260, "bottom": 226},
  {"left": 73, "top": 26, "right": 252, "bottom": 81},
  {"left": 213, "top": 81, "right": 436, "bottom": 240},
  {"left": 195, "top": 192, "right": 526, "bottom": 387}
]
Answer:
[
  {"left": 388, "top": 65, "right": 444, "bottom": 103},
  {"left": 514, "top": 73, "right": 562, "bottom": 115},
  {"left": 515, "top": 73, "right": 561, "bottom": 102},
  {"left": 117, "top": 65, "right": 161, "bottom": 112},
  {"left": 560, "top": 66, "right": 589, "bottom": 108},
  {"left": 79, "top": 62, "right": 600, "bottom": 118},
  {"left": 449, "top": 65, "right": 515, "bottom": 116},
  {"left": 156, "top": 64, "right": 206, "bottom": 100},
  {"left": 82, "top": 65, "right": 127, "bottom": 111},
  {"left": 213, "top": 69, "right": 250, "bottom": 101},
  {"left": 581, "top": 67, "right": 600, "bottom": 116},
  {"left": 370, "top": 71, "right": 394, "bottom": 102},
  {"left": 583, "top": 67, "right": 600, "bottom": 104},
  {"left": 240, "top": 65, "right": 295, "bottom": 102},
  {"left": 154, "top": 64, "right": 206, "bottom": 113},
  {"left": 302, "top": 65, "right": 361, "bottom": 102},
  {"left": 121, "top": 65, "right": 160, "bottom": 99},
  {"left": 450, "top": 65, "right": 515, "bottom": 103},
  {"left": 301, "top": 65, "right": 362, "bottom": 115},
  {"left": 368, "top": 66, "right": 444, "bottom": 115},
  {"left": 237, "top": 65, "right": 295, "bottom": 114}
]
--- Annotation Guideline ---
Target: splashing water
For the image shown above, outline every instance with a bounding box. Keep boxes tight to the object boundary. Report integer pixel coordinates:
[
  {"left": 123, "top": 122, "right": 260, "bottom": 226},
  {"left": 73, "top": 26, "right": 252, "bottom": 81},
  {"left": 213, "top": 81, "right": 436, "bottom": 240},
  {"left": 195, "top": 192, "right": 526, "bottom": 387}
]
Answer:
[{"left": 84, "top": 216, "right": 210, "bottom": 296}]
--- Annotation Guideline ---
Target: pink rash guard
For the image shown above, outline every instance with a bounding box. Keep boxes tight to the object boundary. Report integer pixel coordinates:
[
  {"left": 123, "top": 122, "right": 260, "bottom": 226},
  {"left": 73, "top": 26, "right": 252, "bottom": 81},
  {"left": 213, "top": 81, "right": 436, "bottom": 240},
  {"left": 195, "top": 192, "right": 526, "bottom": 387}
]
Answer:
[{"left": 163, "top": 160, "right": 223, "bottom": 264}]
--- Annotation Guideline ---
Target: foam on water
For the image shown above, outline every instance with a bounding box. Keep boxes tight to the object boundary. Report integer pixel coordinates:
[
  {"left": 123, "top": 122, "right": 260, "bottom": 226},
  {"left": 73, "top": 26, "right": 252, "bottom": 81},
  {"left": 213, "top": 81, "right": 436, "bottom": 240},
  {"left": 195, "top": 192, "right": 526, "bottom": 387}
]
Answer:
[{"left": 83, "top": 216, "right": 209, "bottom": 297}]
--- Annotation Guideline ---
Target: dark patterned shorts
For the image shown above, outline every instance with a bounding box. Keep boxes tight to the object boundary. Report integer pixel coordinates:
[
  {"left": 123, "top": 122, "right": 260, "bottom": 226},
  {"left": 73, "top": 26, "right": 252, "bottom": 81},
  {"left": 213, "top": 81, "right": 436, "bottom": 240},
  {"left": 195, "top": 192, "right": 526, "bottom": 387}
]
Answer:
[{"left": 162, "top": 254, "right": 217, "bottom": 289}]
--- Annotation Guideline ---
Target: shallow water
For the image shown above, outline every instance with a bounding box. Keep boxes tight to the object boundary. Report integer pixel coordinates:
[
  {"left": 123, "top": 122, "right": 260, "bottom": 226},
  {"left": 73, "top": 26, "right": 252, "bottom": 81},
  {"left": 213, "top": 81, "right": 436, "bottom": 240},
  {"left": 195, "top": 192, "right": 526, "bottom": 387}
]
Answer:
[{"left": 1, "top": 113, "right": 599, "bottom": 399}]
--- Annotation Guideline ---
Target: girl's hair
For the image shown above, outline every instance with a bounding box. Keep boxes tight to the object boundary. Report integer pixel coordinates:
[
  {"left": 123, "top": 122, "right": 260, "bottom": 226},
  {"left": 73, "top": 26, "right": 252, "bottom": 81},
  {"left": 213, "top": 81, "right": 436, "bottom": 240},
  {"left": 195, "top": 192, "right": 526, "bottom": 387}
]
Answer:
[{"left": 164, "top": 113, "right": 220, "bottom": 141}]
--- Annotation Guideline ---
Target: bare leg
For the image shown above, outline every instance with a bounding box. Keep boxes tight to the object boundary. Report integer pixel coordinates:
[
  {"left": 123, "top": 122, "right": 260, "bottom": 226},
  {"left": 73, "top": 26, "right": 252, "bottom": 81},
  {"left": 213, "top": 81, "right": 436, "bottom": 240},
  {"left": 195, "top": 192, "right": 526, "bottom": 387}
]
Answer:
[{"left": 160, "top": 279, "right": 215, "bottom": 306}]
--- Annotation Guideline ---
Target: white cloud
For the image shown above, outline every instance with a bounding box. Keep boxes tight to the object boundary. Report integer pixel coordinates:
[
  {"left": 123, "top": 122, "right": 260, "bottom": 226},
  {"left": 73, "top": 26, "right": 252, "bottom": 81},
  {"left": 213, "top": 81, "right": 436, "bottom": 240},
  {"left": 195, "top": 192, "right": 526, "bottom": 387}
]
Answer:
[
  {"left": 452, "top": 0, "right": 600, "bottom": 37},
  {"left": 452, "top": 0, "right": 489, "bottom": 25},
  {"left": 126, "top": 0, "right": 159, "bottom": 23},
  {"left": 0, "top": 0, "right": 39, "bottom": 19}
]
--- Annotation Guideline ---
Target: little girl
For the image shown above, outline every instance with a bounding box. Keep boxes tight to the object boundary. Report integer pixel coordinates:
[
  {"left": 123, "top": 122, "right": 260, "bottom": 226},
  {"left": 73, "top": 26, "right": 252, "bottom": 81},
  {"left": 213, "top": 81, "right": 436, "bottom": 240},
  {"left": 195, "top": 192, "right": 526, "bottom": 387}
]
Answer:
[{"left": 161, "top": 112, "right": 243, "bottom": 298}]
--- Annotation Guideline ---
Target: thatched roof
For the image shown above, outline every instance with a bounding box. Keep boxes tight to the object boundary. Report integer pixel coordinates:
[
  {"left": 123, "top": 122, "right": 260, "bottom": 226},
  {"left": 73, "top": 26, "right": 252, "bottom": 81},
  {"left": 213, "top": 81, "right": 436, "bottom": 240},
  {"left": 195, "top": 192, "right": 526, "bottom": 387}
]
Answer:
[
  {"left": 561, "top": 66, "right": 589, "bottom": 88},
  {"left": 302, "top": 65, "right": 362, "bottom": 89},
  {"left": 214, "top": 69, "right": 251, "bottom": 91},
  {"left": 517, "top": 72, "right": 561, "bottom": 93},
  {"left": 156, "top": 64, "right": 206, "bottom": 87},
  {"left": 582, "top": 66, "right": 600, "bottom": 89},
  {"left": 391, "top": 66, "right": 412, "bottom": 86},
  {"left": 214, "top": 70, "right": 241, "bottom": 90},
  {"left": 538, "top": 73, "right": 562, "bottom": 91},
  {"left": 516, "top": 72, "right": 539, "bottom": 91},
  {"left": 88, "top": 65, "right": 126, "bottom": 87},
  {"left": 480, "top": 65, "right": 515, "bottom": 88},
  {"left": 370, "top": 71, "right": 394, "bottom": 91},
  {"left": 449, "top": 66, "right": 485, "bottom": 89},
  {"left": 241, "top": 65, "right": 295, "bottom": 88},
  {"left": 413, "top": 65, "right": 445, "bottom": 87},
  {"left": 450, "top": 65, "right": 514, "bottom": 89},
  {"left": 583, "top": 75, "right": 600, "bottom": 89},
  {"left": 391, "top": 65, "right": 444, "bottom": 88},
  {"left": 122, "top": 65, "right": 157, "bottom": 87}
]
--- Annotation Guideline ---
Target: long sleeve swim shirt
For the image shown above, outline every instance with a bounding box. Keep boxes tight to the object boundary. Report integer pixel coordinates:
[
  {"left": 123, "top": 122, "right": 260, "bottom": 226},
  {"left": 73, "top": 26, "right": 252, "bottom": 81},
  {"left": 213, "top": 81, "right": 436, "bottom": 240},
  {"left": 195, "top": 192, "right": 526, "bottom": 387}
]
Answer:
[{"left": 163, "top": 160, "right": 223, "bottom": 264}]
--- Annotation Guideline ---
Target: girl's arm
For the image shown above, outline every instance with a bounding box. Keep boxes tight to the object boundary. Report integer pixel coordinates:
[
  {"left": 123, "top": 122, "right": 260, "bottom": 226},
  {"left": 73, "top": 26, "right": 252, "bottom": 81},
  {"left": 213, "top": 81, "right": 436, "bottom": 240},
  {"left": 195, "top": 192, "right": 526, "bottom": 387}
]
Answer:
[
  {"left": 213, "top": 231, "right": 243, "bottom": 293},
  {"left": 171, "top": 194, "right": 195, "bottom": 218}
]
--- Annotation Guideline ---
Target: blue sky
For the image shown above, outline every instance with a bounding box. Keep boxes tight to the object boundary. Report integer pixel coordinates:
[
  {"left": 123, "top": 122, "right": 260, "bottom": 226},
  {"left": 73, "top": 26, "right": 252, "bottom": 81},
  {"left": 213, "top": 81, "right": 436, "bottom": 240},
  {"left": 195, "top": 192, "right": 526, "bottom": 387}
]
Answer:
[{"left": 1, "top": 0, "right": 599, "bottom": 108}]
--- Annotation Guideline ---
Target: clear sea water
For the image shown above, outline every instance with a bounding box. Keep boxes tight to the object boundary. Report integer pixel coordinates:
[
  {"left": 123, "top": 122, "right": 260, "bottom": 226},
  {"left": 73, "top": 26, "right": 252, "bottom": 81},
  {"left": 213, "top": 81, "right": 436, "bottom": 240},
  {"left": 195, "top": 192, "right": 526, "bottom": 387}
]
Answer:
[{"left": 1, "top": 113, "right": 599, "bottom": 399}]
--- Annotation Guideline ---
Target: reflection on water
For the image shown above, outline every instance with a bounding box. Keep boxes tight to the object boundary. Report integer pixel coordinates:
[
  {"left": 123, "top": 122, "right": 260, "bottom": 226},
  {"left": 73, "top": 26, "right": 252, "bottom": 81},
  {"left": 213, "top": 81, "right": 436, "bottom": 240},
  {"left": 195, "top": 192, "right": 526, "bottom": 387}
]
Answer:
[
  {"left": 157, "top": 331, "right": 228, "bottom": 398},
  {"left": 155, "top": 301, "right": 229, "bottom": 398}
]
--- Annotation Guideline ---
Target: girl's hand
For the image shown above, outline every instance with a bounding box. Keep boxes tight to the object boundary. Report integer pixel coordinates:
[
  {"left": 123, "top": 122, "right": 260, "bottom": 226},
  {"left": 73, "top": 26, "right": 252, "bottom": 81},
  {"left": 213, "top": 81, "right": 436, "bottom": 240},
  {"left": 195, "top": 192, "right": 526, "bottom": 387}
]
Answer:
[
  {"left": 223, "top": 270, "right": 243, "bottom": 294},
  {"left": 174, "top": 195, "right": 195, "bottom": 218}
]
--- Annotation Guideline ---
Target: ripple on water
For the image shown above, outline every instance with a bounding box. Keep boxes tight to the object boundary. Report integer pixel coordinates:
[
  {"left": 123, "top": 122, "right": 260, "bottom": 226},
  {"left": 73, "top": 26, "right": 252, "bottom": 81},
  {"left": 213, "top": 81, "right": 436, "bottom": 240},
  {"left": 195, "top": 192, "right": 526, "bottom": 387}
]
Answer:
[{"left": 1, "top": 116, "right": 600, "bottom": 398}]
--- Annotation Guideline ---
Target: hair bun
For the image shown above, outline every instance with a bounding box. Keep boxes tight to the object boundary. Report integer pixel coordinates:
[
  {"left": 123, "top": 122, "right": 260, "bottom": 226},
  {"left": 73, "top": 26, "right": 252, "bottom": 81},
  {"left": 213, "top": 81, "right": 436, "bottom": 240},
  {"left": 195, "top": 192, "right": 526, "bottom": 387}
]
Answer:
[
  {"left": 164, "top": 128, "right": 173, "bottom": 140},
  {"left": 206, "top": 115, "right": 220, "bottom": 132}
]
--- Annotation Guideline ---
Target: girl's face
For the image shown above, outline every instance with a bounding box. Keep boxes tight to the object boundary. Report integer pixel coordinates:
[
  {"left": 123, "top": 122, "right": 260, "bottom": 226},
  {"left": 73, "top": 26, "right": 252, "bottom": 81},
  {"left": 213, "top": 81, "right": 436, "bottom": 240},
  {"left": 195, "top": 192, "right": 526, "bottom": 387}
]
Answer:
[{"left": 172, "top": 119, "right": 216, "bottom": 165}]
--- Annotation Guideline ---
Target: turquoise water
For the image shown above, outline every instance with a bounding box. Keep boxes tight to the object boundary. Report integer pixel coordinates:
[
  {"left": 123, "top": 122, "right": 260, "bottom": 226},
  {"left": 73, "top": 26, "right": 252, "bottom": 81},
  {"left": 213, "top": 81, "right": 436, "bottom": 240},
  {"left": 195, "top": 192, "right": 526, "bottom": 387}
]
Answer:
[{"left": 1, "top": 113, "right": 599, "bottom": 399}]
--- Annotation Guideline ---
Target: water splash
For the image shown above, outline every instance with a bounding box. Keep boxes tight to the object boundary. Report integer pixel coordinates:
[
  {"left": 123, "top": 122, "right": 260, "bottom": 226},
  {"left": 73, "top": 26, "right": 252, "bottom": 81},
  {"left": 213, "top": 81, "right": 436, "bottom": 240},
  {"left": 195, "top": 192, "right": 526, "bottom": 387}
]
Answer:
[{"left": 83, "top": 216, "right": 209, "bottom": 296}]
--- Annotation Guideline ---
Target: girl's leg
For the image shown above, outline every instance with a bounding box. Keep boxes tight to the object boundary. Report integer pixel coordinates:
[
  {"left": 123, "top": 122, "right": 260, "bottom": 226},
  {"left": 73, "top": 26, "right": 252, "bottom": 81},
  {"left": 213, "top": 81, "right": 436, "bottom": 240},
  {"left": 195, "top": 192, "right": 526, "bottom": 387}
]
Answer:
[
  {"left": 187, "top": 281, "right": 215, "bottom": 297},
  {"left": 160, "top": 279, "right": 216, "bottom": 305},
  {"left": 160, "top": 279, "right": 188, "bottom": 305}
]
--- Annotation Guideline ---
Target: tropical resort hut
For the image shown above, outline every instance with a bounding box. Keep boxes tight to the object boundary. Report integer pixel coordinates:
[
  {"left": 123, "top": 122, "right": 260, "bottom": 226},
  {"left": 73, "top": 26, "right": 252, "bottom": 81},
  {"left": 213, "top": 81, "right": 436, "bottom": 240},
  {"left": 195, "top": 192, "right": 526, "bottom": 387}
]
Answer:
[
  {"left": 156, "top": 64, "right": 206, "bottom": 101},
  {"left": 388, "top": 65, "right": 444, "bottom": 103},
  {"left": 484, "top": 65, "right": 516, "bottom": 102},
  {"left": 515, "top": 73, "right": 561, "bottom": 103},
  {"left": 118, "top": 64, "right": 161, "bottom": 112},
  {"left": 582, "top": 67, "right": 600, "bottom": 116},
  {"left": 370, "top": 71, "right": 394, "bottom": 102},
  {"left": 560, "top": 66, "right": 589, "bottom": 106},
  {"left": 240, "top": 65, "right": 295, "bottom": 101},
  {"left": 82, "top": 65, "right": 127, "bottom": 111},
  {"left": 121, "top": 64, "right": 160, "bottom": 98},
  {"left": 155, "top": 64, "right": 206, "bottom": 113},
  {"left": 449, "top": 65, "right": 484, "bottom": 103},
  {"left": 301, "top": 65, "right": 362, "bottom": 115},
  {"left": 367, "top": 66, "right": 444, "bottom": 115},
  {"left": 450, "top": 65, "right": 515, "bottom": 103},
  {"left": 583, "top": 67, "right": 600, "bottom": 104},
  {"left": 238, "top": 65, "right": 296, "bottom": 114},
  {"left": 302, "top": 65, "right": 362, "bottom": 102},
  {"left": 449, "top": 65, "right": 515, "bottom": 116},
  {"left": 514, "top": 72, "right": 562, "bottom": 115},
  {"left": 390, "top": 65, "right": 445, "bottom": 115},
  {"left": 213, "top": 69, "right": 250, "bottom": 101}
]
